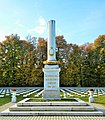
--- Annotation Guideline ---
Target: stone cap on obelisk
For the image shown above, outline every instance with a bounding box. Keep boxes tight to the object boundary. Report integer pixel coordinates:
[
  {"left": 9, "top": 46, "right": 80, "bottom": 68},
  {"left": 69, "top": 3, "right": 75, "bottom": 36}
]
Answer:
[{"left": 43, "top": 20, "right": 60, "bottom": 65}]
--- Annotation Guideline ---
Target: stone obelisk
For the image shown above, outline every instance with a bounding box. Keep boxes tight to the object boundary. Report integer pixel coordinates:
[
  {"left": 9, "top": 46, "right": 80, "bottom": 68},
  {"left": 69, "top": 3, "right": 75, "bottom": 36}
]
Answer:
[{"left": 43, "top": 20, "right": 60, "bottom": 99}]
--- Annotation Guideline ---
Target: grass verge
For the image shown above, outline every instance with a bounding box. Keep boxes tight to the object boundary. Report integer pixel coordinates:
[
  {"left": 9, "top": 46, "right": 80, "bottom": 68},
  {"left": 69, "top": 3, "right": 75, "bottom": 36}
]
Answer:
[{"left": 0, "top": 93, "right": 105, "bottom": 107}]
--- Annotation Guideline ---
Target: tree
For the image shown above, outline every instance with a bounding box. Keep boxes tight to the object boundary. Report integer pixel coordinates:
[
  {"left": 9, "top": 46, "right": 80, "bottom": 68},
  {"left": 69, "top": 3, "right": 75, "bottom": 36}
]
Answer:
[
  {"left": 0, "top": 34, "right": 37, "bottom": 86},
  {"left": 1, "top": 33, "right": 105, "bottom": 87},
  {"left": 93, "top": 35, "right": 105, "bottom": 86}
]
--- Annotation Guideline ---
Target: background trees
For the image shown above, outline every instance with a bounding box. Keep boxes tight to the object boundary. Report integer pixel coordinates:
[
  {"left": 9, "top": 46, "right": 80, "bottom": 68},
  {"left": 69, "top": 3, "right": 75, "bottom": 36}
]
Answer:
[
  {"left": 0, "top": 34, "right": 105, "bottom": 87},
  {"left": 0, "top": 34, "right": 43, "bottom": 86},
  {"left": 57, "top": 35, "right": 105, "bottom": 87}
]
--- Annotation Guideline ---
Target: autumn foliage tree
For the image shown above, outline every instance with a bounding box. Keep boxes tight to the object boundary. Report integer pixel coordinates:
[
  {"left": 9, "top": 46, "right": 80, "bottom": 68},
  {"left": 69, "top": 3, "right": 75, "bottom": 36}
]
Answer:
[
  {"left": 57, "top": 35, "right": 105, "bottom": 87},
  {"left": 0, "top": 34, "right": 105, "bottom": 87},
  {"left": 0, "top": 34, "right": 43, "bottom": 86}
]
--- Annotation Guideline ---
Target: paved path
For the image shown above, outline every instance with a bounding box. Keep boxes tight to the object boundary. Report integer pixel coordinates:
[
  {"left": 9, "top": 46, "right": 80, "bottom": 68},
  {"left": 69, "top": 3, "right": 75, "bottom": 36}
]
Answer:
[
  {"left": 88, "top": 102, "right": 105, "bottom": 116},
  {"left": 0, "top": 116, "right": 105, "bottom": 120},
  {"left": 0, "top": 102, "right": 105, "bottom": 120}
]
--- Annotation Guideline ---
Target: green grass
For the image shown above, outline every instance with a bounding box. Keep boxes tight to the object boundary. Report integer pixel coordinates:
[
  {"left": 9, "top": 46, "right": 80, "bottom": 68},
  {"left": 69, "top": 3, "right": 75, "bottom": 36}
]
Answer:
[
  {"left": 27, "top": 98, "right": 77, "bottom": 102},
  {"left": 70, "top": 94, "right": 105, "bottom": 106},
  {"left": 0, "top": 92, "right": 105, "bottom": 107},
  {"left": 61, "top": 91, "right": 105, "bottom": 106},
  {"left": 0, "top": 91, "right": 43, "bottom": 106},
  {"left": 0, "top": 95, "right": 24, "bottom": 106},
  {"left": 17, "top": 95, "right": 24, "bottom": 102},
  {"left": 0, "top": 96, "right": 11, "bottom": 106},
  {"left": 94, "top": 95, "right": 105, "bottom": 106}
]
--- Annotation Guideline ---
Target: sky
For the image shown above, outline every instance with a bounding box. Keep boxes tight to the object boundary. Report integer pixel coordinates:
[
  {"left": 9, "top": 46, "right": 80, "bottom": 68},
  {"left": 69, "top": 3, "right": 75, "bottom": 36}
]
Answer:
[{"left": 0, "top": 0, "right": 105, "bottom": 45}]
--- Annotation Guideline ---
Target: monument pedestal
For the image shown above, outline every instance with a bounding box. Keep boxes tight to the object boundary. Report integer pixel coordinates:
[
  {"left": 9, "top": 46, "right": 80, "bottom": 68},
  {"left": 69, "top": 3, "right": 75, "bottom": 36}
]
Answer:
[
  {"left": 43, "top": 65, "right": 60, "bottom": 100},
  {"left": 43, "top": 90, "right": 60, "bottom": 100}
]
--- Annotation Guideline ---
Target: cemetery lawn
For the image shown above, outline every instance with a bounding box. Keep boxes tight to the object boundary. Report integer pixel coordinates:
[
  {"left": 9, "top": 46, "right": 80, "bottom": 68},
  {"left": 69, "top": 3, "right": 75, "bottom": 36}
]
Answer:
[
  {"left": 78, "top": 95, "right": 105, "bottom": 106},
  {"left": 0, "top": 95, "right": 23, "bottom": 106},
  {"left": 94, "top": 95, "right": 105, "bottom": 106},
  {"left": 0, "top": 96, "right": 11, "bottom": 106},
  {"left": 0, "top": 94, "right": 105, "bottom": 107}
]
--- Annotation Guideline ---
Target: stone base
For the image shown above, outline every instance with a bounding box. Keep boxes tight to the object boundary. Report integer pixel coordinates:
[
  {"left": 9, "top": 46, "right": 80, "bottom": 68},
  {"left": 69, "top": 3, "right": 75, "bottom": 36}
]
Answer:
[
  {"left": 43, "top": 90, "right": 61, "bottom": 100},
  {"left": 0, "top": 98, "right": 103, "bottom": 116}
]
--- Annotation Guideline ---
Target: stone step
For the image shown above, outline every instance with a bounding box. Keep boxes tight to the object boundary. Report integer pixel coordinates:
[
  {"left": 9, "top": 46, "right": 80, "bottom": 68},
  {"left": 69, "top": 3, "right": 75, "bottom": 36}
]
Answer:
[
  {"left": 0, "top": 97, "right": 104, "bottom": 116},
  {"left": 17, "top": 102, "right": 87, "bottom": 106},
  {"left": 0, "top": 109, "right": 103, "bottom": 116},
  {"left": 9, "top": 105, "right": 95, "bottom": 111},
  {"left": 17, "top": 98, "right": 87, "bottom": 106}
]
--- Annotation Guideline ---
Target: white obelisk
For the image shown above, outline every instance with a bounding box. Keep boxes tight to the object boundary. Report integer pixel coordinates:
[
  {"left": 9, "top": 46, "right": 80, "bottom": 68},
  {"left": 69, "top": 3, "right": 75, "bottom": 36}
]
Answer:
[
  {"left": 43, "top": 20, "right": 60, "bottom": 99},
  {"left": 47, "top": 20, "right": 56, "bottom": 61}
]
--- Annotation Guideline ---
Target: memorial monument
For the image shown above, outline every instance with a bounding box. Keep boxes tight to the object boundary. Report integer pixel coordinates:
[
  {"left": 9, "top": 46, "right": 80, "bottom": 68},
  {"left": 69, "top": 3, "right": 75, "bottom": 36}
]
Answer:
[
  {"left": 0, "top": 20, "right": 103, "bottom": 116},
  {"left": 43, "top": 20, "right": 61, "bottom": 99}
]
